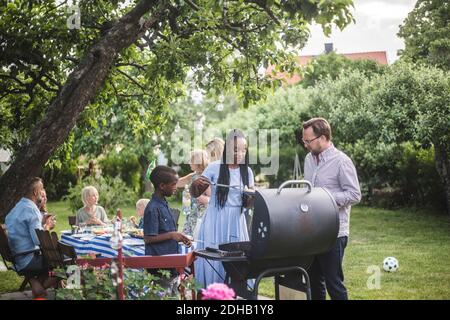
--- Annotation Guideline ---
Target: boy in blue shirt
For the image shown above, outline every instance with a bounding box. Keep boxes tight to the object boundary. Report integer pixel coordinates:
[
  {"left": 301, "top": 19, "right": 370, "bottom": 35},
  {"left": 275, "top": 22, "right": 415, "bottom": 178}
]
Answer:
[{"left": 144, "top": 166, "right": 191, "bottom": 275}]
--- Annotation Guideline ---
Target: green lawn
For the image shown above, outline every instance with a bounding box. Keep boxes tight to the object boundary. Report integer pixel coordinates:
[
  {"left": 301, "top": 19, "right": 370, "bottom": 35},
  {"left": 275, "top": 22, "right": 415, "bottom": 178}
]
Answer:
[
  {"left": 1, "top": 202, "right": 450, "bottom": 299},
  {"left": 257, "top": 206, "right": 450, "bottom": 300}
]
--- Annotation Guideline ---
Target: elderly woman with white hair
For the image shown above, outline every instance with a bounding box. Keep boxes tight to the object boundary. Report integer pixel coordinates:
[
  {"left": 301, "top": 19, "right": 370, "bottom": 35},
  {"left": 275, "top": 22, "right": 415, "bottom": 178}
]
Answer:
[{"left": 76, "top": 186, "right": 109, "bottom": 226}]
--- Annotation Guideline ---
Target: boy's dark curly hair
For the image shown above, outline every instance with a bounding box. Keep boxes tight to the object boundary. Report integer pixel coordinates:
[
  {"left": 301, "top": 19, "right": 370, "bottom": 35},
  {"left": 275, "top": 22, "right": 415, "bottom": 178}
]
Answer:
[{"left": 150, "top": 165, "right": 177, "bottom": 189}]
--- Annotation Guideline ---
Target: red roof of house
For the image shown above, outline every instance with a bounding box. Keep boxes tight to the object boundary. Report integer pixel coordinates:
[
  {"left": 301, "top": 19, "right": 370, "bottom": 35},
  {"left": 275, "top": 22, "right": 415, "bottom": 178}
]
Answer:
[
  {"left": 340, "top": 51, "right": 388, "bottom": 65},
  {"left": 266, "top": 51, "right": 388, "bottom": 85}
]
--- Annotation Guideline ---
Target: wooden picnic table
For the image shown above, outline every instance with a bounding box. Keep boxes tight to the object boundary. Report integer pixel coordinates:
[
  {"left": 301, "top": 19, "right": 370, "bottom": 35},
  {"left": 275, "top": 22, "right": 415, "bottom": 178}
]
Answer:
[{"left": 76, "top": 251, "right": 197, "bottom": 299}]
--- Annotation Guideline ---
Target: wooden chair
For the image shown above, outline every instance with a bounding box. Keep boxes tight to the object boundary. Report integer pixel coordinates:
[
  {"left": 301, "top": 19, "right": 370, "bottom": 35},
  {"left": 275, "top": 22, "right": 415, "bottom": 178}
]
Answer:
[
  {"left": 34, "top": 229, "right": 75, "bottom": 269},
  {"left": 57, "top": 241, "right": 77, "bottom": 265},
  {"left": 0, "top": 225, "right": 40, "bottom": 291},
  {"left": 170, "top": 208, "right": 181, "bottom": 229},
  {"left": 68, "top": 216, "right": 76, "bottom": 227}
]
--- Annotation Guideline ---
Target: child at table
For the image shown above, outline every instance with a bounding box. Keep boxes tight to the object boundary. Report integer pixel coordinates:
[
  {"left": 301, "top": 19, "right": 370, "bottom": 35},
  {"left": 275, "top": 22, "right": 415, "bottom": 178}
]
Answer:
[
  {"left": 144, "top": 166, "right": 191, "bottom": 276},
  {"left": 130, "top": 198, "right": 149, "bottom": 229}
]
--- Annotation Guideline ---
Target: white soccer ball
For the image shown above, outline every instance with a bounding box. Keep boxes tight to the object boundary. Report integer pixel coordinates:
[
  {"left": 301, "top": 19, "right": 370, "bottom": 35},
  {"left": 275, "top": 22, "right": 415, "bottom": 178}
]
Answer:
[{"left": 383, "top": 257, "right": 399, "bottom": 272}]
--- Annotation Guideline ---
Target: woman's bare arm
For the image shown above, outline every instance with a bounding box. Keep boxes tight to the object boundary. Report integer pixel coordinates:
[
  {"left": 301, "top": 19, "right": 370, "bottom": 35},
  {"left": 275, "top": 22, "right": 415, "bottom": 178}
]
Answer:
[{"left": 176, "top": 172, "right": 195, "bottom": 188}]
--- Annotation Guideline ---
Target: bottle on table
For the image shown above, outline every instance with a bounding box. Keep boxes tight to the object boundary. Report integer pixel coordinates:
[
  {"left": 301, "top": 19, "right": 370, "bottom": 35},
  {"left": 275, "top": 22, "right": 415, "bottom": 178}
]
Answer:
[{"left": 182, "top": 184, "right": 191, "bottom": 216}]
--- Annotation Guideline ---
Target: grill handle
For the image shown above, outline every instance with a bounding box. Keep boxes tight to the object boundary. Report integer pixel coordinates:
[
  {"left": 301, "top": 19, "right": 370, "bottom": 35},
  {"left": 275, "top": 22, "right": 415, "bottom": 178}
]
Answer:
[{"left": 276, "top": 180, "right": 312, "bottom": 195}]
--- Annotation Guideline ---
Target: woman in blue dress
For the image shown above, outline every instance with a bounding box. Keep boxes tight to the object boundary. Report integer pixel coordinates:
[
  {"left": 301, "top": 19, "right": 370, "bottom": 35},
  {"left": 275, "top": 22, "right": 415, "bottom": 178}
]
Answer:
[{"left": 190, "top": 129, "right": 255, "bottom": 288}]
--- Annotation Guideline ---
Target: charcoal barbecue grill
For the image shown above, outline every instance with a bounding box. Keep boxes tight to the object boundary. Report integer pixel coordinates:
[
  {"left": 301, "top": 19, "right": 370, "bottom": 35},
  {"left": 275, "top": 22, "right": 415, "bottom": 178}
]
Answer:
[{"left": 195, "top": 180, "right": 339, "bottom": 300}]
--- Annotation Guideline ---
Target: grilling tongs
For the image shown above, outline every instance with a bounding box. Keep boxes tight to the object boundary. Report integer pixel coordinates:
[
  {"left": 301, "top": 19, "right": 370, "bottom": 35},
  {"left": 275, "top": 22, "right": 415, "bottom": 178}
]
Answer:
[{"left": 210, "top": 182, "right": 256, "bottom": 195}]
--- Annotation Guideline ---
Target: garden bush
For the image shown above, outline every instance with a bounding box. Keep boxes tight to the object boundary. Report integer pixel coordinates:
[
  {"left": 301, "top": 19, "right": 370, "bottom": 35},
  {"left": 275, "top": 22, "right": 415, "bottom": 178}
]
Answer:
[
  {"left": 63, "top": 176, "right": 136, "bottom": 216},
  {"left": 99, "top": 151, "right": 141, "bottom": 194},
  {"left": 204, "top": 63, "right": 448, "bottom": 212},
  {"left": 55, "top": 263, "right": 200, "bottom": 300},
  {"left": 41, "top": 159, "right": 78, "bottom": 200}
]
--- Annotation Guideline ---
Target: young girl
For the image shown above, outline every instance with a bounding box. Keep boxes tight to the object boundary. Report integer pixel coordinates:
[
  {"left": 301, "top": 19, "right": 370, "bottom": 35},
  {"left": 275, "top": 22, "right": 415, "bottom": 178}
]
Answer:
[
  {"left": 38, "top": 189, "right": 56, "bottom": 231},
  {"left": 177, "top": 150, "right": 210, "bottom": 237},
  {"left": 191, "top": 129, "right": 254, "bottom": 287}
]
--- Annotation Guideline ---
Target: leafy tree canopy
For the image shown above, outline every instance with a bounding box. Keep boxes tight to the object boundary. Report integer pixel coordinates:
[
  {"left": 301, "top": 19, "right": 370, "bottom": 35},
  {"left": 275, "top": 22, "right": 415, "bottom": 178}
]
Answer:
[
  {"left": 398, "top": 0, "right": 450, "bottom": 70},
  {"left": 0, "top": 0, "right": 355, "bottom": 161}
]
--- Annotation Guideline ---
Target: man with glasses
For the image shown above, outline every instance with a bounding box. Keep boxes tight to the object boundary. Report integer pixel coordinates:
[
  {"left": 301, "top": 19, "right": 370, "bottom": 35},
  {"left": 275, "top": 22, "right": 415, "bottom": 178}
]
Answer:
[{"left": 302, "top": 117, "right": 361, "bottom": 300}]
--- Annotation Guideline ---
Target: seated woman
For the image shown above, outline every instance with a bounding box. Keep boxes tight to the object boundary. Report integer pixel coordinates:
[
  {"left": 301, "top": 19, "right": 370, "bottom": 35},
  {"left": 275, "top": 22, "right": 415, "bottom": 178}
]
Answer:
[
  {"left": 38, "top": 189, "right": 56, "bottom": 231},
  {"left": 76, "top": 186, "right": 109, "bottom": 226}
]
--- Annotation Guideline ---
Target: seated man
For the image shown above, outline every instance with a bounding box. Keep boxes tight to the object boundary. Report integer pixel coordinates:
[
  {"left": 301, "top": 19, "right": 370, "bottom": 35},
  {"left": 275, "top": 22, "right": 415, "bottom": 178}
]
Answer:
[
  {"left": 5, "top": 177, "right": 57, "bottom": 297},
  {"left": 144, "top": 166, "right": 191, "bottom": 278}
]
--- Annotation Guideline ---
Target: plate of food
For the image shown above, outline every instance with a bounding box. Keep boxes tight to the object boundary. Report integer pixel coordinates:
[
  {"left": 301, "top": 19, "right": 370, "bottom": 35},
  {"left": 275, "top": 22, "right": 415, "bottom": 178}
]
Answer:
[
  {"left": 72, "top": 233, "right": 96, "bottom": 240},
  {"left": 92, "top": 229, "right": 106, "bottom": 235},
  {"left": 123, "top": 238, "right": 144, "bottom": 246},
  {"left": 129, "top": 229, "right": 144, "bottom": 239}
]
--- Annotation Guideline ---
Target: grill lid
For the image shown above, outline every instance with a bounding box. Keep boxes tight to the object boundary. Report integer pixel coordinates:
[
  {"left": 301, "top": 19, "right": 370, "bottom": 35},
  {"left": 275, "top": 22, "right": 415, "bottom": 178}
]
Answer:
[
  {"left": 195, "top": 180, "right": 339, "bottom": 263},
  {"left": 249, "top": 180, "right": 339, "bottom": 259}
]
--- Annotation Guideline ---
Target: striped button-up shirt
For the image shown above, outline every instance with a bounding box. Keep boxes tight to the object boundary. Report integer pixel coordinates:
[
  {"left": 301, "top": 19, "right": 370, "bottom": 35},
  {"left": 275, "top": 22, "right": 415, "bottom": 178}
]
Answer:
[{"left": 304, "top": 144, "right": 362, "bottom": 237}]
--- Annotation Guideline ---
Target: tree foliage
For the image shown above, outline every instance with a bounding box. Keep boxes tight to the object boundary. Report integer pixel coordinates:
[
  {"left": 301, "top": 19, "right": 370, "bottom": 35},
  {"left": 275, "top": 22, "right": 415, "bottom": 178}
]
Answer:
[
  {"left": 398, "top": 0, "right": 450, "bottom": 70},
  {"left": 63, "top": 175, "right": 135, "bottom": 214},
  {"left": 0, "top": 0, "right": 355, "bottom": 219},
  {"left": 301, "top": 52, "right": 386, "bottom": 88},
  {"left": 206, "top": 62, "right": 450, "bottom": 212},
  {"left": 0, "top": 0, "right": 354, "bottom": 157},
  {"left": 306, "top": 62, "right": 449, "bottom": 212}
]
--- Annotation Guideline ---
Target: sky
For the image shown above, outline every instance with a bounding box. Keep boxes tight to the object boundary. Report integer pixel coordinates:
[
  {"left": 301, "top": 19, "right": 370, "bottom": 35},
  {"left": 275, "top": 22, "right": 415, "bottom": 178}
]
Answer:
[{"left": 300, "top": 0, "right": 418, "bottom": 63}]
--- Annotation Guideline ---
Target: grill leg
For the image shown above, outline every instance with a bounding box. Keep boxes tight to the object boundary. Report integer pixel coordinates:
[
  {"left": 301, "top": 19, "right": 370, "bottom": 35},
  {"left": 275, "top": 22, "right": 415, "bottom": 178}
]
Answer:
[
  {"left": 253, "top": 266, "right": 311, "bottom": 300},
  {"left": 224, "top": 275, "right": 254, "bottom": 300}
]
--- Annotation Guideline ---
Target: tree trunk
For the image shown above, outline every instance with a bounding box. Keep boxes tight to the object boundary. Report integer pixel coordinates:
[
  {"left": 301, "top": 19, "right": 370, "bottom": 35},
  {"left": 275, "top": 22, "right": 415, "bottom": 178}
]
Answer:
[
  {"left": 434, "top": 142, "right": 450, "bottom": 216},
  {"left": 0, "top": 0, "right": 166, "bottom": 221},
  {"left": 138, "top": 155, "right": 153, "bottom": 194}
]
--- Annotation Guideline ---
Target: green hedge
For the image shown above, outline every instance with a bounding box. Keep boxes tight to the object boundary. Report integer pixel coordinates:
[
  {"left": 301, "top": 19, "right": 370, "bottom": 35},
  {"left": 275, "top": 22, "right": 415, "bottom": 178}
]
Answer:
[
  {"left": 98, "top": 151, "right": 141, "bottom": 194},
  {"left": 63, "top": 176, "right": 136, "bottom": 215},
  {"left": 206, "top": 62, "right": 448, "bottom": 211},
  {"left": 41, "top": 159, "right": 78, "bottom": 200}
]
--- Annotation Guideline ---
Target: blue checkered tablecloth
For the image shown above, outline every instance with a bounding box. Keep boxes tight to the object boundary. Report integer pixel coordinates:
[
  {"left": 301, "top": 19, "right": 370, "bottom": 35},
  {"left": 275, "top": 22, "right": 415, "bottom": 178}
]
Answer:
[{"left": 60, "top": 233, "right": 195, "bottom": 258}]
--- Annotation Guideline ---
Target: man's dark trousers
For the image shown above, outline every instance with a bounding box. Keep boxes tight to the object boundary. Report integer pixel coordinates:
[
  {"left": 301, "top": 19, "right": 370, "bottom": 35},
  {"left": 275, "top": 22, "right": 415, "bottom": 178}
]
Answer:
[{"left": 308, "top": 236, "right": 348, "bottom": 300}]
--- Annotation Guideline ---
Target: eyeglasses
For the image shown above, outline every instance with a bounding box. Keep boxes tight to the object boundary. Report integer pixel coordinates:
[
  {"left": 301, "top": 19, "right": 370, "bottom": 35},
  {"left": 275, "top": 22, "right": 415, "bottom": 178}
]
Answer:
[{"left": 302, "top": 135, "right": 321, "bottom": 145}]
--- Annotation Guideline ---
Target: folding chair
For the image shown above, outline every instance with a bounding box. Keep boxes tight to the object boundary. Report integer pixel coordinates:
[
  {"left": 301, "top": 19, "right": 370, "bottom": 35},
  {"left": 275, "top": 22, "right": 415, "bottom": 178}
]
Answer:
[
  {"left": 170, "top": 208, "right": 181, "bottom": 230},
  {"left": 68, "top": 216, "right": 76, "bottom": 227},
  {"left": 34, "top": 229, "right": 75, "bottom": 268},
  {"left": 0, "top": 225, "right": 40, "bottom": 291}
]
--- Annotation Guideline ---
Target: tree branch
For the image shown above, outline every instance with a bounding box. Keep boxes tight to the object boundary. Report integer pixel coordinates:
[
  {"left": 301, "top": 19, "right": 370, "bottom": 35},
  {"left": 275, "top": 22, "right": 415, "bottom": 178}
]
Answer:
[
  {"left": 115, "top": 62, "right": 148, "bottom": 71},
  {"left": 115, "top": 68, "right": 147, "bottom": 93},
  {"left": 167, "top": 4, "right": 181, "bottom": 34},
  {"left": 0, "top": 74, "right": 26, "bottom": 87},
  {"left": 184, "top": 0, "right": 199, "bottom": 11},
  {"left": 0, "top": 0, "right": 167, "bottom": 219},
  {"left": 43, "top": 0, "right": 69, "bottom": 16},
  {"left": 138, "top": 31, "right": 160, "bottom": 50}
]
